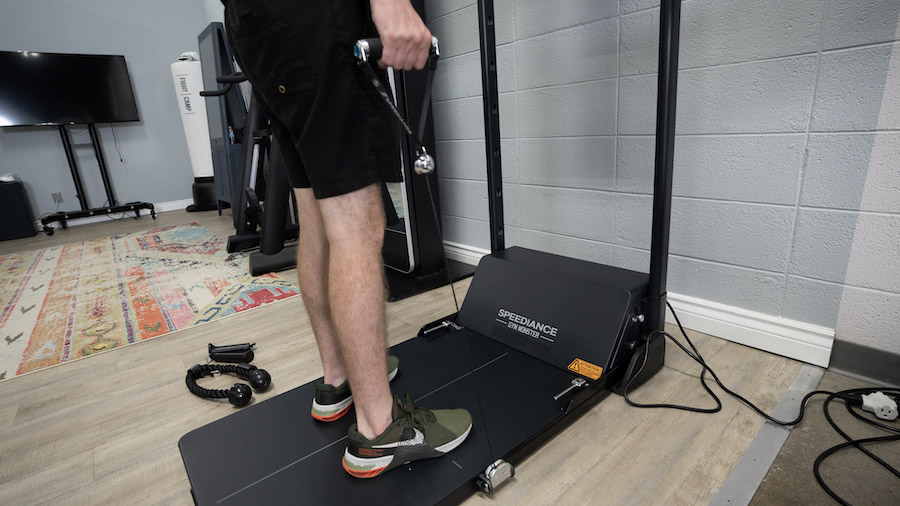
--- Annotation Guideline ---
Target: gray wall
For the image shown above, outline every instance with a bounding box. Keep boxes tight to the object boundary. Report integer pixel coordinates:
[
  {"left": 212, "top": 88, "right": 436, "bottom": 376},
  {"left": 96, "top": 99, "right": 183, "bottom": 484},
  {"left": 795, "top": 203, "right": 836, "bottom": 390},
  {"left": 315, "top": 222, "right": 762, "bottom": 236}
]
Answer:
[
  {"left": 202, "top": 0, "right": 225, "bottom": 24},
  {"left": 425, "top": 0, "right": 900, "bottom": 354},
  {"left": 0, "top": 0, "right": 210, "bottom": 219}
]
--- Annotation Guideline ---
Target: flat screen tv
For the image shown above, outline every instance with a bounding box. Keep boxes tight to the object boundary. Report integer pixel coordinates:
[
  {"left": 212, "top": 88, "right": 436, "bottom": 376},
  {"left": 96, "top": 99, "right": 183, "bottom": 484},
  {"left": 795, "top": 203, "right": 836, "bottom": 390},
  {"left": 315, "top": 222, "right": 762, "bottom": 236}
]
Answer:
[{"left": 0, "top": 51, "right": 139, "bottom": 127}]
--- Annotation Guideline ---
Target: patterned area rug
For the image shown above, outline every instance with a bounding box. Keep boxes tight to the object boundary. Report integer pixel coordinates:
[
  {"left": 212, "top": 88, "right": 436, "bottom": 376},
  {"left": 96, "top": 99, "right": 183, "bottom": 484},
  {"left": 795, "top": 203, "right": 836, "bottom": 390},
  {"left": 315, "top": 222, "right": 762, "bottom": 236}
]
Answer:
[{"left": 0, "top": 223, "right": 298, "bottom": 380}]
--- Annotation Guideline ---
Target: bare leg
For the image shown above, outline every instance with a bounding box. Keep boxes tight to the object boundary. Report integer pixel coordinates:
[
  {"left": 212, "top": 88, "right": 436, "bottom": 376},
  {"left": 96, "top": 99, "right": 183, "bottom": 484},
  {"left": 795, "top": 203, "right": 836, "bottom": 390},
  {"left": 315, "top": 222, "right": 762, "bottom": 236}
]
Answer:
[
  {"left": 294, "top": 187, "right": 347, "bottom": 387},
  {"left": 301, "top": 184, "right": 393, "bottom": 439}
]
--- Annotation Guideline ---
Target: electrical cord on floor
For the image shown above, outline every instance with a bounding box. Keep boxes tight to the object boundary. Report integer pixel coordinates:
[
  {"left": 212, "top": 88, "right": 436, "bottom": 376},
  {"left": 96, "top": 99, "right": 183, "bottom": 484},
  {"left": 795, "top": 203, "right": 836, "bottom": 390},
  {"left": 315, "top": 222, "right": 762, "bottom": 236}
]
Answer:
[
  {"left": 814, "top": 389, "right": 900, "bottom": 505},
  {"left": 622, "top": 301, "right": 899, "bottom": 505},
  {"left": 102, "top": 211, "right": 137, "bottom": 222},
  {"left": 623, "top": 325, "right": 722, "bottom": 413},
  {"left": 97, "top": 199, "right": 138, "bottom": 222}
]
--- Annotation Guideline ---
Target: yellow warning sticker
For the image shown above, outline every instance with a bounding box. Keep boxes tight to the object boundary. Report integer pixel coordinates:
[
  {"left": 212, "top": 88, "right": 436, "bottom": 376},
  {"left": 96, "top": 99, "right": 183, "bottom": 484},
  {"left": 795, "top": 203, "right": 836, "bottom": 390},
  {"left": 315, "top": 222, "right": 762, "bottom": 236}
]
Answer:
[{"left": 567, "top": 358, "right": 603, "bottom": 380}]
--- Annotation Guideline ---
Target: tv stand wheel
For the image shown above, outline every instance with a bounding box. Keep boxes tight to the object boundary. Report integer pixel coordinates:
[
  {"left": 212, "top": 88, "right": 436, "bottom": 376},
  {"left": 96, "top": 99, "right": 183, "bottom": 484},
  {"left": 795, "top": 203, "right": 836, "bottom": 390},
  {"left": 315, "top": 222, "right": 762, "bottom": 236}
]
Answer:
[{"left": 43, "top": 226, "right": 54, "bottom": 236}]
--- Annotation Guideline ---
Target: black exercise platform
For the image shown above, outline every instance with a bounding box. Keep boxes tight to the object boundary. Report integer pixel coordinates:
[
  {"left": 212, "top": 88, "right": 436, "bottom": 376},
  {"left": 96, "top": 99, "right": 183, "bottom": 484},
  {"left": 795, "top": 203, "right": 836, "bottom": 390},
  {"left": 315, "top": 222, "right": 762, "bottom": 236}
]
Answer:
[
  {"left": 181, "top": 326, "right": 580, "bottom": 505},
  {"left": 179, "top": 246, "right": 663, "bottom": 505}
]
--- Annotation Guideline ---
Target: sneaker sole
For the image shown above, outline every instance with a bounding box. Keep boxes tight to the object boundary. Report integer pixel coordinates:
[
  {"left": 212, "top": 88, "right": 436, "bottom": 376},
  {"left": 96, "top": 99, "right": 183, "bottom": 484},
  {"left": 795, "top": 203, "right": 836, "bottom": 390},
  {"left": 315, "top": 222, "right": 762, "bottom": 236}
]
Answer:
[
  {"left": 342, "top": 424, "right": 473, "bottom": 478},
  {"left": 311, "top": 396, "right": 353, "bottom": 422},
  {"left": 311, "top": 366, "right": 400, "bottom": 422}
]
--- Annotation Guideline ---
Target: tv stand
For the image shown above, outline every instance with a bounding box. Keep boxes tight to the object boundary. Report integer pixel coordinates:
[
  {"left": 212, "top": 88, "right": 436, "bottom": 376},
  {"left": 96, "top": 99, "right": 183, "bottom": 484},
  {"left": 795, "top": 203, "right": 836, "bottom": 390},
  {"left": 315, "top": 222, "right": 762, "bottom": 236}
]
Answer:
[{"left": 39, "top": 123, "right": 155, "bottom": 235}]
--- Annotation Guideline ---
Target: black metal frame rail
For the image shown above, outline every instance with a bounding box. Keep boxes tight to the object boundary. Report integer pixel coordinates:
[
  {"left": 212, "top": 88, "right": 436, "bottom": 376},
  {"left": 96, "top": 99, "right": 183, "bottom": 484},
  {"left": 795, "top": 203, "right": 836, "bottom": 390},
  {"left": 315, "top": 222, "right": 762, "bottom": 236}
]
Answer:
[
  {"left": 475, "top": 0, "right": 682, "bottom": 334},
  {"left": 477, "top": 0, "right": 505, "bottom": 253},
  {"left": 646, "top": 0, "right": 682, "bottom": 333}
]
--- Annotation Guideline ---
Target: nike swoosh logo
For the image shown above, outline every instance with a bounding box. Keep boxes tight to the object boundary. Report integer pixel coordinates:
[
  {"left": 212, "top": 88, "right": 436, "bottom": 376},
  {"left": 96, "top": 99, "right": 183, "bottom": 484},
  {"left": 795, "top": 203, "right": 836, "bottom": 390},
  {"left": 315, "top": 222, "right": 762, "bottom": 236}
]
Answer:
[{"left": 372, "top": 428, "right": 425, "bottom": 449}]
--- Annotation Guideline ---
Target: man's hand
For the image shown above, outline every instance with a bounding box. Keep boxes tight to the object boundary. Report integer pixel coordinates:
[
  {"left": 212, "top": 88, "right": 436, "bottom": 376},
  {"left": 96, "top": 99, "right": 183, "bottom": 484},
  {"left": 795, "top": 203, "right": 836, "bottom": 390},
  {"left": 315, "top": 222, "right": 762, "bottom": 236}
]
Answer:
[{"left": 370, "top": 0, "right": 432, "bottom": 70}]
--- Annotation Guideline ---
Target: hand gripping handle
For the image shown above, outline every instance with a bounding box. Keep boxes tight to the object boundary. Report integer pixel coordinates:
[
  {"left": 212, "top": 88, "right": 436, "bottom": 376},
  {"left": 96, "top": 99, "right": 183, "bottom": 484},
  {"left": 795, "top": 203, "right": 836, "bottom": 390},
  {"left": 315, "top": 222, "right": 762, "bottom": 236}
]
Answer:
[{"left": 353, "top": 36, "right": 440, "bottom": 65}]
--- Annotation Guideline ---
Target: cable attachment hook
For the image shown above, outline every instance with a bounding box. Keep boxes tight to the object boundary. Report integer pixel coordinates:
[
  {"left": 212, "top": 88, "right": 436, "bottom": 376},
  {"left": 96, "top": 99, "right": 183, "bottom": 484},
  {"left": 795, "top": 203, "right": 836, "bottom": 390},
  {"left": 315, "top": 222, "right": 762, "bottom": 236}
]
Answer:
[
  {"left": 353, "top": 36, "right": 440, "bottom": 178},
  {"left": 414, "top": 146, "right": 435, "bottom": 175}
]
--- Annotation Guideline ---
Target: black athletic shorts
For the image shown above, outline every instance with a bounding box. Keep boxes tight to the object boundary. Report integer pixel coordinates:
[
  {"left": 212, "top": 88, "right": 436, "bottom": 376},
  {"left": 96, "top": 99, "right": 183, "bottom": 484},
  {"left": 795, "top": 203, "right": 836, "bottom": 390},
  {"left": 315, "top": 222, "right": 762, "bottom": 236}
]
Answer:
[{"left": 223, "top": 0, "right": 401, "bottom": 199}]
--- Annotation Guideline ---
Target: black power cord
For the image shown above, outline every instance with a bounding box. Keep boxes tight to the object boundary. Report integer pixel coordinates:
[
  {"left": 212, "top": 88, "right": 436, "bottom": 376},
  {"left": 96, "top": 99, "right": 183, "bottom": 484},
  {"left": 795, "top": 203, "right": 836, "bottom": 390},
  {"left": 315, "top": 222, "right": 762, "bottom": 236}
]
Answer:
[
  {"left": 623, "top": 301, "right": 899, "bottom": 504},
  {"left": 814, "top": 389, "right": 900, "bottom": 505}
]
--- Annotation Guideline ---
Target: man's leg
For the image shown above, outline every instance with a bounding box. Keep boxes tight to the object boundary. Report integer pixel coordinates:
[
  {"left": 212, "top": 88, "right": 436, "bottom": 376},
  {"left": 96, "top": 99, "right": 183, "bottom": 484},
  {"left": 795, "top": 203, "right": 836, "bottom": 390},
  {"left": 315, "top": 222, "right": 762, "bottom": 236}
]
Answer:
[
  {"left": 306, "top": 183, "right": 393, "bottom": 439},
  {"left": 294, "top": 187, "right": 347, "bottom": 387}
]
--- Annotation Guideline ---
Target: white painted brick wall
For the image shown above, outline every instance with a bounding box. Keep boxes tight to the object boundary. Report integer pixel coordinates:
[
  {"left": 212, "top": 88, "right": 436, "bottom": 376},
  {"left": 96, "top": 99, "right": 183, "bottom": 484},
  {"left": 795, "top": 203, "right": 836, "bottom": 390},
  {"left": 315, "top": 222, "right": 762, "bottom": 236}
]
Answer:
[
  {"left": 626, "top": 57, "right": 818, "bottom": 134},
  {"left": 679, "top": 0, "right": 825, "bottom": 69},
  {"left": 790, "top": 209, "right": 860, "bottom": 283},
  {"left": 519, "top": 137, "right": 617, "bottom": 190},
  {"left": 516, "top": 0, "right": 618, "bottom": 39},
  {"left": 518, "top": 186, "right": 616, "bottom": 241},
  {"left": 617, "top": 135, "right": 806, "bottom": 203},
  {"left": 515, "top": 19, "right": 619, "bottom": 89},
  {"left": 803, "top": 133, "right": 900, "bottom": 213},
  {"left": 519, "top": 80, "right": 618, "bottom": 136},
  {"left": 520, "top": 228, "right": 615, "bottom": 264},
  {"left": 812, "top": 43, "right": 900, "bottom": 131},
  {"left": 823, "top": 0, "right": 900, "bottom": 49},
  {"left": 621, "top": 0, "right": 664, "bottom": 14},
  {"left": 426, "top": 0, "right": 900, "bottom": 353}
]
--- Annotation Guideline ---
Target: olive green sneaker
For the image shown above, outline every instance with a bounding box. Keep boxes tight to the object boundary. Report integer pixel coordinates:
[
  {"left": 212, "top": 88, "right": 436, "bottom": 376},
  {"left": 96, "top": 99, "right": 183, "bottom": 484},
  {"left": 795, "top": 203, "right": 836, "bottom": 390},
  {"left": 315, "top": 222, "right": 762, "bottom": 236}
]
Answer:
[
  {"left": 342, "top": 394, "right": 473, "bottom": 478},
  {"left": 311, "top": 356, "right": 399, "bottom": 422}
]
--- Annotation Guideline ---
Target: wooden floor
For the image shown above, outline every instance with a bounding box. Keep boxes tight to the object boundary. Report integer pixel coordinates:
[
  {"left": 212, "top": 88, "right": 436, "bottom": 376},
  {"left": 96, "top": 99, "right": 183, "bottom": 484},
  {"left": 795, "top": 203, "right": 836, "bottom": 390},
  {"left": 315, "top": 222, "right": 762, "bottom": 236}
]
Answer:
[{"left": 0, "top": 210, "right": 804, "bottom": 505}]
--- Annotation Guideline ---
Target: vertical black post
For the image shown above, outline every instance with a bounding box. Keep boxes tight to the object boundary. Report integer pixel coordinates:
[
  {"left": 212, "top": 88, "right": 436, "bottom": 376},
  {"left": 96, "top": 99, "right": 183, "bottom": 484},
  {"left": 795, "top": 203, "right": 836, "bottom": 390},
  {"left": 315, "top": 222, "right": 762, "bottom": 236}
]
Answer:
[
  {"left": 88, "top": 124, "right": 118, "bottom": 206},
  {"left": 234, "top": 100, "right": 267, "bottom": 233},
  {"left": 646, "top": 0, "right": 682, "bottom": 333},
  {"left": 477, "top": 0, "right": 505, "bottom": 253},
  {"left": 58, "top": 125, "right": 90, "bottom": 211},
  {"left": 257, "top": 137, "right": 291, "bottom": 256}
]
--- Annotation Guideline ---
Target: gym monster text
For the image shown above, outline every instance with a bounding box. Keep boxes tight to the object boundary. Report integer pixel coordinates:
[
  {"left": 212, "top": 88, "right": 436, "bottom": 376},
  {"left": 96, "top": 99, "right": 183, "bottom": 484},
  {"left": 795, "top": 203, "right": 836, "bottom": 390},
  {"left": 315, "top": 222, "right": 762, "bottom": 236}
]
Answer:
[{"left": 496, "top": 309, "right": 558, "bottom": 342}]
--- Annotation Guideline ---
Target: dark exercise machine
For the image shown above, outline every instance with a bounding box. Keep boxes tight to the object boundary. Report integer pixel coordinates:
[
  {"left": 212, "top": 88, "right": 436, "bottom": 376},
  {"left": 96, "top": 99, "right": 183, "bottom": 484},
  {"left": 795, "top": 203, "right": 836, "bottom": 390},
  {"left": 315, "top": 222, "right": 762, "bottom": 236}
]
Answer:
[
  {"left": 198, "top": 22, "right": 299, "bottom": 276},
  {"left": 179, "top": 0, "right": 681, "bottom": 503},
  {"left": 198, "top": 22, "right": 247, "bottom": 216},
  {"left": 202, "top": 72, "right": 300, "bottom": 276}
]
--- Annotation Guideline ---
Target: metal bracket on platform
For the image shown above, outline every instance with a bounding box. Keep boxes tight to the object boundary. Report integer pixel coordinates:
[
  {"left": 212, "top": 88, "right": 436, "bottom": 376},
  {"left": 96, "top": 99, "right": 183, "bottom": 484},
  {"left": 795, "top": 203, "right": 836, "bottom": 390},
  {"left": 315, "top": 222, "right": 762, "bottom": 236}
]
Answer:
[
  {"left": 476, "top": 459, "right": 515, "bottom": 493},
  {"left": 419, "top": 318, "right": 463, "bottom": 337},
  {"left": 553, "top": 377, "right": 588, "bottom": 401}
]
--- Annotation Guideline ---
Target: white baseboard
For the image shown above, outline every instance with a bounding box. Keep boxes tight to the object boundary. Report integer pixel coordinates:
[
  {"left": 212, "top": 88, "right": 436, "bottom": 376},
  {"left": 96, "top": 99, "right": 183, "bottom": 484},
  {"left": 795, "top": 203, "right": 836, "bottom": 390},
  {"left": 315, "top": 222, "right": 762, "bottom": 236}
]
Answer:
[
  {"left": 666, "top": 293, "right": 834, "bottom": 368},
  {"left": 443, "top": 240, "right": 488, "bottom": 266},
  {"left": 37, "top": 198, "right": 194, "bottom": 229},
  {"left": 440, "top": 242, "right": 835, "bottom": 367},
  {"left": 153, "top": 198, "right": 195, "bottom": 213}
]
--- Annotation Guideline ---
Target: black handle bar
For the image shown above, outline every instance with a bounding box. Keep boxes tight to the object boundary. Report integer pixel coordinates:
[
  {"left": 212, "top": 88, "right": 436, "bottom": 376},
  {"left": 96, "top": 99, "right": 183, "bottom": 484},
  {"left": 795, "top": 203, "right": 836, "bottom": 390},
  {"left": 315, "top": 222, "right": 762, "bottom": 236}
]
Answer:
[
  {"left": 200, "top": 72, "right": 247, "bottom": 97},
  {"left": 353, "top": 36, "right": 440, "bottom": 65}
]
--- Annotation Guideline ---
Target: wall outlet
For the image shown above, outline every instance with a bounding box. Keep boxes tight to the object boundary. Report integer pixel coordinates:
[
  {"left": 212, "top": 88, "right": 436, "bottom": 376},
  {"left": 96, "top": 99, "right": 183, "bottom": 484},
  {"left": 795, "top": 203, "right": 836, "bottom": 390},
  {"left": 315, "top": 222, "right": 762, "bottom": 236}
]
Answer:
[{"left": 52, "top": 192, "right": 63, "bottom": 204}]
